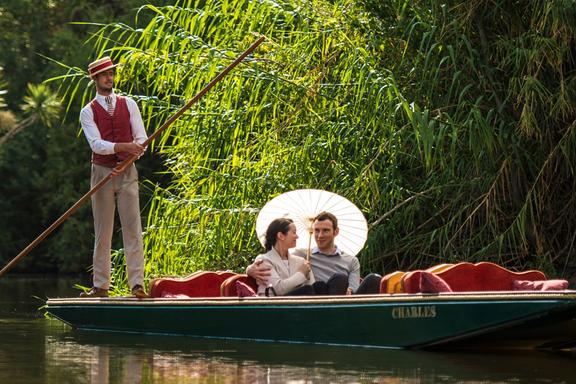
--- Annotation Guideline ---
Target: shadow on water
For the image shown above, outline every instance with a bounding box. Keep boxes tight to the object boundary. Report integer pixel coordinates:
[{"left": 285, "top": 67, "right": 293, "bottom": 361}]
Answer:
[
  {"left": 0, "top": 274, "right": 81, "bottom": 318},
  {"left": 1, "top": 275, "right": 575, "bottom": 383}
]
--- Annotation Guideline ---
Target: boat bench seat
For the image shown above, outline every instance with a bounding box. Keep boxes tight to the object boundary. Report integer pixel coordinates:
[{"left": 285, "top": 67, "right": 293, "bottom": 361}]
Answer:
[
  {"left": 380, "top": 271, "right": 406, "bottom": 293},
  {"left": 379, "top": 264, "right": 455, "bottom": 293},
  {"left": 400, "top": 262, "right": 550, "bottom": 294},
  {"left": 149, "top": 271, "right": 237, "bottom": 298},
  {"left": 220, "top": 274, "right": 258, "bottom": 297}
]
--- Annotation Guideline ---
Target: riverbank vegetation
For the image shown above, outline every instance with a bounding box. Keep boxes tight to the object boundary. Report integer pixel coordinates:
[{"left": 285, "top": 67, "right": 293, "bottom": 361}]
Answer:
[
  {"left": 2, "top": 0, "right": 575, "bottom": 291},
  {"left": 0, "top": 0, "right": 168, "bottom": 275}
]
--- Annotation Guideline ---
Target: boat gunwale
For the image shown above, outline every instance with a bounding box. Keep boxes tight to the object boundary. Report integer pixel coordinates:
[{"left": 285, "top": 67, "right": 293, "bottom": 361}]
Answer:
[
  {"left": 46, "top": 290, "right": 576, "bottom": 307},
  {"left": 44, "top": 291, "right": 576, "bottom": 350}
]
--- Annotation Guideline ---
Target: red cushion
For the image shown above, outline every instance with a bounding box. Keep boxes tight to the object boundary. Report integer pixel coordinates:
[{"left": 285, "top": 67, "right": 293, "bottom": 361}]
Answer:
[
  {"left": 236, "top": 281, "right": 257, "bottom": 297},
  {"left": 419, "top": 271, "right": 453, "bottom": 293},
  {"left": 512, "top": 279, "right": 569, "bottom": 291},
  {"left": 150, "top": 271, "right": 236, "bottom": 298},
  {"left": 220, "top": 274, "right": 259, "bottom": 296},
  {"left": 433, "top": 262, "right": 547, "bottom": 291}
]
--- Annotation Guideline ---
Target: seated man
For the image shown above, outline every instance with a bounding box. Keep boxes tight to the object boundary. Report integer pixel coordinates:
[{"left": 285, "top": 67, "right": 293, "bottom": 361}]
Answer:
[{"left": 247, "top": 211, "right": 381, "bottom": 295}]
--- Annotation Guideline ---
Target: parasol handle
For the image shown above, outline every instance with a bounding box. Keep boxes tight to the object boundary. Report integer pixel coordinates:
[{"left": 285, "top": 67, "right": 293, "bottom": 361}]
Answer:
[{"left": 307, "top": 230, "right": 312, "bottom": 262}]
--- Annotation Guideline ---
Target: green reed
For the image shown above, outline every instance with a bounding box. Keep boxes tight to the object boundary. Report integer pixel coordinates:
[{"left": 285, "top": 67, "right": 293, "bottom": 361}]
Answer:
[{"left": 49, "top": 0, "right": 576, "bottom": 291}]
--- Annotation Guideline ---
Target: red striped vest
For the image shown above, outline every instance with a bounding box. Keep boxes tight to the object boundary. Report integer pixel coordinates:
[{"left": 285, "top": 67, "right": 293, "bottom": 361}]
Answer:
[{"left": 90, "top": 96, "right": 133, "bottom": 167}]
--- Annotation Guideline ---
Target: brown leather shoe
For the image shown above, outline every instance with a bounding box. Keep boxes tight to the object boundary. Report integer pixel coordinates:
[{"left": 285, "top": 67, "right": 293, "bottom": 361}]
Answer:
[
  {"left": 79, "top": 287, "right": 109, "bottom": 298},
  {"left": 131, "top": 285, "right": 148, "bottom": 299}
]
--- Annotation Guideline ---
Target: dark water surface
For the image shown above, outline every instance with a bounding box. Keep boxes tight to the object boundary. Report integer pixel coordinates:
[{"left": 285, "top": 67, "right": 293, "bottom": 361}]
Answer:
[{"left": 0, "top": 276, "right": 575, "bottom": 383}]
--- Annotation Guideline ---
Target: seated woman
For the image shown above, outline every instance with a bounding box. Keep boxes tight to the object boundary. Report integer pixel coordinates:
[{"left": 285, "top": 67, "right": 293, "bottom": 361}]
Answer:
[{"left": 254, "top": 218, "right": 315, "bottom": 296}]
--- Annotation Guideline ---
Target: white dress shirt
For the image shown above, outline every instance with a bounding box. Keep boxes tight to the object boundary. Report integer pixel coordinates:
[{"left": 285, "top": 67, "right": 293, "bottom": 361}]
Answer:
[{"left": 80, "top": 91, "right": 147, "bottom": 155}]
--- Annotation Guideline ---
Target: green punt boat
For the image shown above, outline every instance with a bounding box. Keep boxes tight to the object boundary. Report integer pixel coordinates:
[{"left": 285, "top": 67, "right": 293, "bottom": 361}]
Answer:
[{"left": 46, "top": 291, "right": 576, "bottom": 350}]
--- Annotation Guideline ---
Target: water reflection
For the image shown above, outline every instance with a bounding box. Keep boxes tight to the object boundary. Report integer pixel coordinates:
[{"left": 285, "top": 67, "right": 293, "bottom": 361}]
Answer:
[
  {"left": 41, "top": 323, "right": 576, "bottom": 384},
  {"left": 1, "top": 276, "right": 575, "bottom": 384}
]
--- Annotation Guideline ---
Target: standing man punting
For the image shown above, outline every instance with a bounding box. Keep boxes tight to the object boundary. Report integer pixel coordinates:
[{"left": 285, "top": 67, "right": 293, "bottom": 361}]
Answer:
[{"left": 79, "top": 56, "right": 147, "bottom": 298}]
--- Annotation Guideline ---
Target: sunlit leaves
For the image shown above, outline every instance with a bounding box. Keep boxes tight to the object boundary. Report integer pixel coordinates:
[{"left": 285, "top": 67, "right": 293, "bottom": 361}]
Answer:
[
  {"left": 20, "top": 83, "right": 62, "bottom": 128},
  {"left": 51, "top": 0, "right": 576, "bottom": 282}
]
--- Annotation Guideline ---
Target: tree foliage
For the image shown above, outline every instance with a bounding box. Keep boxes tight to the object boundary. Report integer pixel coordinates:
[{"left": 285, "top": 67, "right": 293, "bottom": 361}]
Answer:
[
  {"left": 7, "top": 0, "right": 576, "bottom": 287},
  {"left": 0, "top": 0, "right": 165, "bottom": 274},
  {"left": 50, "top": 0, "right": 575, "bottom": 289}
]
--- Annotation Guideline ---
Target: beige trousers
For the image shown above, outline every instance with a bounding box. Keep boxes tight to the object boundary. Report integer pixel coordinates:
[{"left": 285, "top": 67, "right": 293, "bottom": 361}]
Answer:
[{"left": 90, "top": 163, "right": 144, "bottom": 290}]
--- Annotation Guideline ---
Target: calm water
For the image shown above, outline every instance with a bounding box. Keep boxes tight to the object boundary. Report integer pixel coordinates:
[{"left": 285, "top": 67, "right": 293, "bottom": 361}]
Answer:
[{"left": 0, "top": 276, "right": 575, "bottom": 383}]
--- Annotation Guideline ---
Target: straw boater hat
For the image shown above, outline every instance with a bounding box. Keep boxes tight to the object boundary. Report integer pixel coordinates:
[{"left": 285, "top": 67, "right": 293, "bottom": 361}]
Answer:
[{"left": 87, "top": 56, "right": 118, "bottom": 78}]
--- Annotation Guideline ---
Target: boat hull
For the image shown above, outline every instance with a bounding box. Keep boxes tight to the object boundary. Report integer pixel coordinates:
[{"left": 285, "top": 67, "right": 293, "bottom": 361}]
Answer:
[{"left": 46, "top": 292, "right": 576, "bottom": 350}]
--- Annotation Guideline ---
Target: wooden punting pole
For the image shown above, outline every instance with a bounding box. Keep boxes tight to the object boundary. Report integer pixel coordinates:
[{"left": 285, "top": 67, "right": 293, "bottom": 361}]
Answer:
[{"left": 0, "top": 36, "right": 266, "bottom": 277}]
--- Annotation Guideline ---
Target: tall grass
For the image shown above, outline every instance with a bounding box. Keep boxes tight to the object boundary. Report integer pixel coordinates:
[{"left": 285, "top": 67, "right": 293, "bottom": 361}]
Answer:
[
  {"left": 360, "top": 0, "right": 576, "bottom": 275},
  {"left": 52, "top": 0, "right": 576, "bottom": 290}
]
